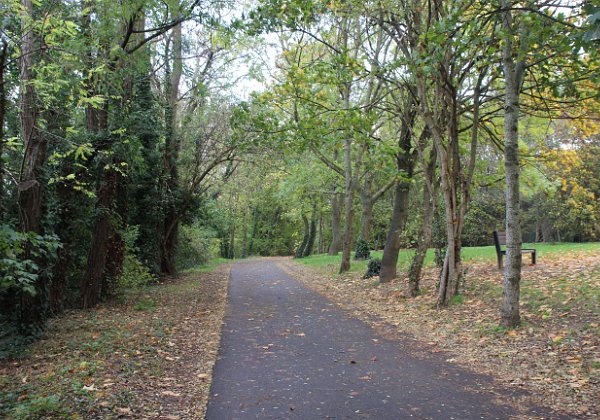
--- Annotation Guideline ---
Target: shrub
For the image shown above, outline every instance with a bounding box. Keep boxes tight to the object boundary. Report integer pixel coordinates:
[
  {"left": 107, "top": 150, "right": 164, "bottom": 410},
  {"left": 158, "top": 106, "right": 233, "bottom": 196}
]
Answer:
[
  {"left": 363, "top": 258, "right": 381, "bottom": 279},
  {"left": 354, "top": 239, "right": 371, "bottom": 260},
  {"left": 114, "top": 226, "right": 156, "bottom": 294},
  {"left": 176, "top": 224, "right": 220, "bottom": 268},
  {"left": 0, "top": 225, "right": 61, "bottom": 296}
]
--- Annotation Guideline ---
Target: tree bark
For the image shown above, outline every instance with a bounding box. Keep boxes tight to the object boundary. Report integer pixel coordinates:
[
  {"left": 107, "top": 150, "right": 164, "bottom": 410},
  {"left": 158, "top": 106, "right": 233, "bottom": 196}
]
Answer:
[
  {"left": 500, "top": 0, "right": 526, "bottom": 327},
  {"left": 81, "top": 170, "right": 121, "bottom": 308},
  {"left": 0, "top": 40, "right": 7, "bottom": 217},
  {"left": 408, "top": 147, "right": 437, "bottom": 296},
  {"left": 248, "top": 206, "right": 259, "bottom": 255},
  {"left": 161, "top": 18, "right": 183, "bottom": 275},
  {"left": 328, "top": 189, "right": 342, "bottom": 255},
  {"left": 318, "top": 212, "right": 325, "bottom": 254},
  {"left": 380, "top": 102, "right": 416, "bottom": 283},
  {"left": 339, "top": 136, "right": 354, "bottom": 273},
  {"left": 302, "top": 208, "right": 317, "bottom": 257},
  {"left": 17, "top": 0, "right": 49, "bottom": 333},
  {"left": 359, "top": 174, "right": 375, "bottom": 243},
  {"left": 81, "top": 2, "right": 133, "bottom": 306},
  {"left": 295, "top": 213, "right": 310, "bottom": 258}
]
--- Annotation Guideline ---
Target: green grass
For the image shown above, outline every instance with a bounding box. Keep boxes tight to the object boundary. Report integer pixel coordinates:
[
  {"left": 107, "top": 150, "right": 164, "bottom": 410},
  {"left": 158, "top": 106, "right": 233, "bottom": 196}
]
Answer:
[
  {"left": 180, "top": 257, "right": 230, "bottom": 274},
  {"left": 298, "top": 242, "right": 600, "bottom": 274},
  {"left": 133, "top": 298, "right": 157, "bottom": 311}
]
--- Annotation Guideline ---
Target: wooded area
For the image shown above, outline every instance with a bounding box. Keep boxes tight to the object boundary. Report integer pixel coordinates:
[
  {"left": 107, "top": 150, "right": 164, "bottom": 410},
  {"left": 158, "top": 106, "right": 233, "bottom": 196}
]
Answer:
[{"left": 0, "top": 0, "right": 598, "bottom": 343}]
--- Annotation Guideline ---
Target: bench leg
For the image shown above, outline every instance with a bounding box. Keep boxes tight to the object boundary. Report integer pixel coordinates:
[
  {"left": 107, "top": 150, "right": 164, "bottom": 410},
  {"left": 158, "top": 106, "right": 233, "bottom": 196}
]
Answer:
[
  {"left": 498, "top": 255, "right": 503, "bottom": 270},
  {"left": 532, "top": 251, "right": 536, "bottom": 265}
]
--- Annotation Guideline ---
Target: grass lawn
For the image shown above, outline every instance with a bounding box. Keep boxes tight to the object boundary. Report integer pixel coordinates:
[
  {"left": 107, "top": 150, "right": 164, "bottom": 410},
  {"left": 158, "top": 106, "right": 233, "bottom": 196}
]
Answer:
[{"left": 299, "top": 242, "right": 600, "bottom": 274}]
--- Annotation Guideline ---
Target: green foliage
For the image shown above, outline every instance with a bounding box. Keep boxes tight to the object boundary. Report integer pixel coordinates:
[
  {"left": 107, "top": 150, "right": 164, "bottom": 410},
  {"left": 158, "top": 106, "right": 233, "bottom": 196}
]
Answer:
[
  {"left": 354, "top": 239, "right": 371, "bottom": 260},
  {"left": 11, "top": 395, "right": 64, "bottom": 418},
  {"left": 176, "top": 224, "right": 220, "bottom": 269},
  {"left": 449, "top": 294, "right": 465, "bottom": 306},
  {"left": 0, "top": 225, "right": 61, "bottom": 296},
  {"left": 114, "top": 227, "right": 156, "bottom": 294},
  {"left": 363, "top": 258, "right": 381, "bottom": 279},
  {"left": 462, "top": 198, "right": 505, "bottom": 246},
  {"left": 133, "top": 298, "right": 157, "bottom": 312}
]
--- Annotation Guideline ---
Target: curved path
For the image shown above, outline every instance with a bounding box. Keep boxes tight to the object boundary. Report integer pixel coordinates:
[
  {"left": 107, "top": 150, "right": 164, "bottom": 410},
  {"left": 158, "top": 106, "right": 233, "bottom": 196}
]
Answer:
[{"left": 206, "top": 259, "right": 554, "bottom": 419}]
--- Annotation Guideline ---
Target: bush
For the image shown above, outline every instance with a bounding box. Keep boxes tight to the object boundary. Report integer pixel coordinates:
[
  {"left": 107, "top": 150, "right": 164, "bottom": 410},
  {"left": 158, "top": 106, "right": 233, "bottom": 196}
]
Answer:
[
  {"left": 354, "top": 239, "right": 371, "bottom": 260},
  {"left": 176, "top": 224, "right": 220, "bottom": 269},
  {"left": 363, "top": 258, "right": 381, "bottom": 279},
  {"left": 114, "top": 226, "right": 156, "bottom": 294},
  {"left": 0, "top": 225, "right": 61, "bottom": 296},
  {"left": 116, "top": 254, "right": 156, "bottom": 293}
]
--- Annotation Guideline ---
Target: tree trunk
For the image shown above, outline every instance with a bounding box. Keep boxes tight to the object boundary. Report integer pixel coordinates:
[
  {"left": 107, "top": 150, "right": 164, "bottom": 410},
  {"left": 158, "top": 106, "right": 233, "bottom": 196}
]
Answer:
[
  {"left": 81, "top": 169, "right": 121, "bottom": 308},
  {"left": 379, "top": 179, "right": 412, "bottom": 282},
  {"left": 80, "top": 1, "right": 133, "bottom": 307},
  {"left": 241, "top": 208, "right": 248, "bottom": 258},
  {"left": 318, "top": 212, "right": 325, "bottom": 254},
  {"left": 436, "top": 153, "right": 462, "bottom": 306},
  {"left": 17, "top": 0, "right": 49, "bottom": 333},
  {"left": 0, "top": 40, "right": 7, "bottom": 217},
  {"left": 328, "top": 189, "right": 342, "bottom": 255},
  {"left": 161, "top": 18, "right": 183, "bottom": 275},
  {"left": 360, "top": 197, "right": 374, "bottom": 244},
  {"left": 359, "top": 174, "right": 375, "bottom": 243},
  {"left": 379, "top": 103, "right": 416, "bottom": 283},
  {"left": 408, "top": 150, "right": 437, "bottom": 296},
  {"left": 302, "top": 209, "right": 317, "bottom": 257},
  {"left": 248, "top": 206, "right": 259, "bottom": 255},
  {"left": 229, "top": 219, "right": 236, "bottom": 259},
  {"left": 295, "top": 213, "right": 310, "bottom": 258},
  {"left": 500, "top": 0, "right": 525, "bottom": 327},
  {"left": 339, "top": 137, "right": 354, "bottom": 274}
]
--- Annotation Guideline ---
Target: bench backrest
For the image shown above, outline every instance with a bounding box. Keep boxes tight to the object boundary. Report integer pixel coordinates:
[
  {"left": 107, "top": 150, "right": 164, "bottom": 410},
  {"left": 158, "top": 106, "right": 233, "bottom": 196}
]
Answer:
[{"left": 493, "top": 231, "right": 506, "bottom": 255}]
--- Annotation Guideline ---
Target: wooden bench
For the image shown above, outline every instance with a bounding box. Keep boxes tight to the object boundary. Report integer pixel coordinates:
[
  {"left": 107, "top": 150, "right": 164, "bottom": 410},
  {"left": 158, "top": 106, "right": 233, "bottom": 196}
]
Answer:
[{"left": 493, "top": 231, "right": 536, "bottom": 270}]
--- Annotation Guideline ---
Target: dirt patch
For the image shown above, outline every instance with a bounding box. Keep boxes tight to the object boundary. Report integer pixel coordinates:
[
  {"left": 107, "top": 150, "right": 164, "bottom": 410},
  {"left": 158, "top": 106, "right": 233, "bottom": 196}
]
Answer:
[
  {"left": 0, "top": 264, "right": 230, "bottom": 419},
  {"left": 280, "top": 251, "right": 599, "bottom": 418}
]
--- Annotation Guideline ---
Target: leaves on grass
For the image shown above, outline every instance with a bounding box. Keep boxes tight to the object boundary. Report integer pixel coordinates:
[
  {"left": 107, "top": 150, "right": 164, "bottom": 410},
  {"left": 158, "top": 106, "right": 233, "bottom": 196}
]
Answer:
[
  {"left": 0, "top": 265, "right": 230, "bottom": 419},
  {"left": 282, "top": 250, "right": 600, "bottom": 418}
]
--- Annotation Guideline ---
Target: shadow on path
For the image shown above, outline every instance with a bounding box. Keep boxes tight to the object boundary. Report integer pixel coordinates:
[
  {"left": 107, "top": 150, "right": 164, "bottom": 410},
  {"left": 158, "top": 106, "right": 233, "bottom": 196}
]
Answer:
[{"left": 206, "top": 259, "right": 557, "bottom": 419}]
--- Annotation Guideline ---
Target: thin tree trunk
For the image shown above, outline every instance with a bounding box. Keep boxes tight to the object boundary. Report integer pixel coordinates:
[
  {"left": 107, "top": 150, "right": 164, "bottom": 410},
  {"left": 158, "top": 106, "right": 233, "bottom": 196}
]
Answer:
[
  {"left": 339, "top": 136, "right": 354, "bottom": 273},
  {"left": 318, "top": 212, "right": 325, "bottom": 254},
  {"left": 241, "top": 208, "right": 248, "bottom": 258},
  {"left": 248, "top": 206, "right": 258, "bottom": 255},
  {"left": 229, "top": 219, "right": 236, "bottom": 259},
  {"left": 500, "top": 0, "right": 525, "bottom": 327},
  {"left": 359, "top": 173, "right": 374, "bottom": 242},
  {"left": 408, "top": 149, "right": 437, "bottom": 296},
  {"left": 379, "top": 178, "right": 412, "bottom": 282},
  {"left": 328, "top": 189, "right": 342, "bottom": 255},
  {"left": 161, "top": 18, "right": 183, "bottom": 275},
  {"left": 0, "top": 40, "right": 8, "bottom": 217},
  {"left": 295, "top": 214, "right": 310, "bottom": 258},
  {"left": 303, "top": 208, "right": 317, "bottom": 257}
]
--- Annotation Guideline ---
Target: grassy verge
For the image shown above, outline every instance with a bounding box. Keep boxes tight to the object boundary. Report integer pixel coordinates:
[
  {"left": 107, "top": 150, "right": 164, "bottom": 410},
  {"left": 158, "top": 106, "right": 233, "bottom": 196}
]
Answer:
[
  {"left": 298, "top": 242, "right": 600, "bottom": 274},
  {"left": 0, "top": 263, "right": 230, "bottom": 419},
  {"left": 181, "top": 257, "right": 230, "bottom": 274}
]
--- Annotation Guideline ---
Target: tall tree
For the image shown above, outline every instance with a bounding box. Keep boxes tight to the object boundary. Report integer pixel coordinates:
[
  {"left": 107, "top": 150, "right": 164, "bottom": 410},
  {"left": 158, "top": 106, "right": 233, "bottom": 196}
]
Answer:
[{"left": 16, "top": 0, "right": 48, "bottom": 331}]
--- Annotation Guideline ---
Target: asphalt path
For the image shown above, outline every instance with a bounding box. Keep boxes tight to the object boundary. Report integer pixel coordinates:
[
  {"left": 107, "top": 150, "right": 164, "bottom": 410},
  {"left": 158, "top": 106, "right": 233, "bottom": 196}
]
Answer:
[{"left": 206, "top": 259, "right": 556, "bottom": 419}]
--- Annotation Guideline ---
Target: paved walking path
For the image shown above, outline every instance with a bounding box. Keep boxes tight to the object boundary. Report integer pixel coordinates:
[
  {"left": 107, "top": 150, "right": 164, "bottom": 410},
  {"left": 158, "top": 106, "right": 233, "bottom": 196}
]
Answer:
[{"left": 206, "top": 259, "right": 554, "bottom": 419}]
